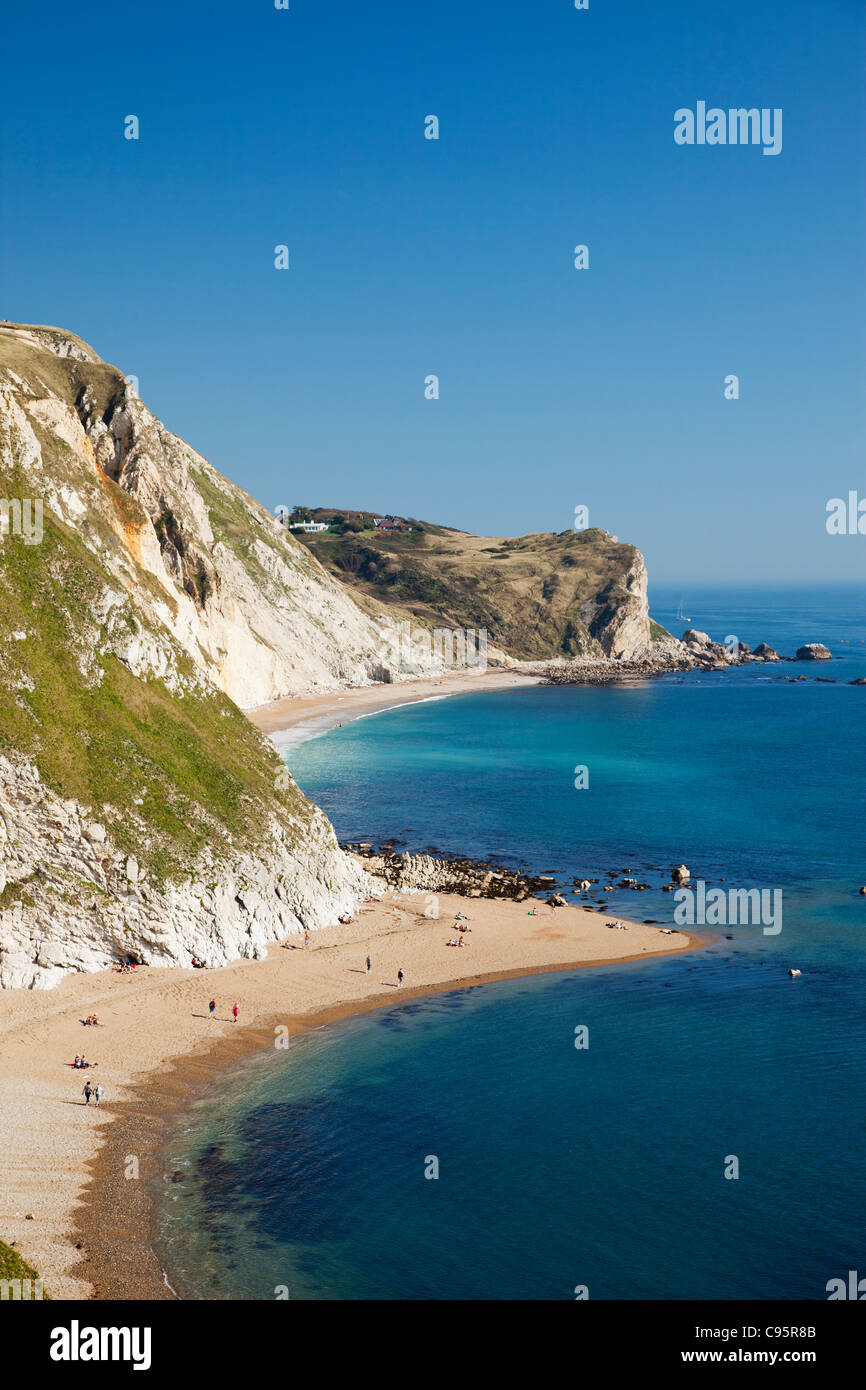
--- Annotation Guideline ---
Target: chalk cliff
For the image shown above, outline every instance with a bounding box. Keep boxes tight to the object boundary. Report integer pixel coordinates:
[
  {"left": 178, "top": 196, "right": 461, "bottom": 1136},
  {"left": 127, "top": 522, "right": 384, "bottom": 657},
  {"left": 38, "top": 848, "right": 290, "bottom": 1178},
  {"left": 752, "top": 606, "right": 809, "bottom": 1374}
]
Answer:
[
  {"left": 294, "top": 509, "right": 660, "bottom": 662},
  {"left": 0, "top": 322, "right": 665, "bottom": 987},
  {"left": 0, "top": 323, "right": 410, "bottom": 986}
]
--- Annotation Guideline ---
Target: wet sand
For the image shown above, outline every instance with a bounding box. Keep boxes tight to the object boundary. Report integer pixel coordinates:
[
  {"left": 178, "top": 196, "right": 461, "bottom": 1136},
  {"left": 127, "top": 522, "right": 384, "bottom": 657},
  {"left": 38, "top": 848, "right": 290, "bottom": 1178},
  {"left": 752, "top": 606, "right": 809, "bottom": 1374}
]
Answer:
[
  {"left": 247, "top": 668, "right": 541, "bottom": 749},
  {"left": 0, "top": 892, "right": 700, "bottom": 1299}
]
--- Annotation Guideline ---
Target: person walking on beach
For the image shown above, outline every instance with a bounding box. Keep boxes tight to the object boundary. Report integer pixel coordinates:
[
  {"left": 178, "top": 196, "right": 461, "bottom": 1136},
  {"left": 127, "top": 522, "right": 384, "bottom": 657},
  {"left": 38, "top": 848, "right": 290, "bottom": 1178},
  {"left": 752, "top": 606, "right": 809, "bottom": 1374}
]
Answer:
[
  {"left": 209, "top": 999, "right": 216, "bottom": 1018},
  {"left": 94, "top": 1084, "right": 104, "bottom": 1107},
  {"left": 232, "top": 1001, "right": 239, "bottom": 1023},
  {"left": 82, "top": 1081, "right": 93, "bottom": 1105},
  {"left": 397, "top": 969, "right": 404, "bottom": 987},
  {"left": 366, "top": 955, "right": 371, "bottom": 973},
  {"left": 304, "top": 930, "right": 310, "bottom": 950}
]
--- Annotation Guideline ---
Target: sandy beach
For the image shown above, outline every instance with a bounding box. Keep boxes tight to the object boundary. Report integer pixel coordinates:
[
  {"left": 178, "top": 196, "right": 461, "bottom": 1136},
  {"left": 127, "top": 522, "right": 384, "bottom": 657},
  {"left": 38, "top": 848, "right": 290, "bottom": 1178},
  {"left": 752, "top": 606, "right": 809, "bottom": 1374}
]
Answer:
[
  {"left": 1, "top": 672, "right": 698, "bottom": 1301},
  {"left": 0, "top": 891, "right": 700, "bottom": 1300},
  {"left": 246, "top": 667, "right": 541, "bottom": 747}
]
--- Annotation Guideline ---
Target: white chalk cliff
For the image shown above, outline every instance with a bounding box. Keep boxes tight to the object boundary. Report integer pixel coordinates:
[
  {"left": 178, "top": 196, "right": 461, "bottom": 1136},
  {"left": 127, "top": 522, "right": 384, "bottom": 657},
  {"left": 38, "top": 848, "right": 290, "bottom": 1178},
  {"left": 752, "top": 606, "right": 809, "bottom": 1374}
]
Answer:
[
  {"left": 0, "top": 322, "right": 660, "bottom": 988},
  {"left": 1, "top": 323, "right": 427, "bottom": 987}
]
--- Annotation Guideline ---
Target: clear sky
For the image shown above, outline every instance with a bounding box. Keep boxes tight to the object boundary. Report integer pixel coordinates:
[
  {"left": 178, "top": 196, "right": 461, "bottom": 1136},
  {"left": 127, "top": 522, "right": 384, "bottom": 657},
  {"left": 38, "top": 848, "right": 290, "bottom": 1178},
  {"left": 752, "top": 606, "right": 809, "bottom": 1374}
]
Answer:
[{"left": 2, "top": 0, "right": 864, "bottom": 584}]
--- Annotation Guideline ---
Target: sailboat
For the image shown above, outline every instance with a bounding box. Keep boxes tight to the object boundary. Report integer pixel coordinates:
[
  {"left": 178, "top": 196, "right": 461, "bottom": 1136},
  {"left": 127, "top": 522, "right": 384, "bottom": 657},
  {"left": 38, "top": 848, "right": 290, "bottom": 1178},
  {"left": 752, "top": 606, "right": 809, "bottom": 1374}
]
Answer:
[{"left": 676, "top": 597, "right": 690, "bottom": 623}]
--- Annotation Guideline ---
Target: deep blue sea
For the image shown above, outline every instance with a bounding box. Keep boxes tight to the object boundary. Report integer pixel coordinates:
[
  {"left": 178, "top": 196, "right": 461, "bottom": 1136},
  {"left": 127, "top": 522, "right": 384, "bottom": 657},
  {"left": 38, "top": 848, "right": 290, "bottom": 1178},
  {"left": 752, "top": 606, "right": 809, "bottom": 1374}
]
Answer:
[{"left": 156, "top": 586, "right": 866, "bottom": 1300}]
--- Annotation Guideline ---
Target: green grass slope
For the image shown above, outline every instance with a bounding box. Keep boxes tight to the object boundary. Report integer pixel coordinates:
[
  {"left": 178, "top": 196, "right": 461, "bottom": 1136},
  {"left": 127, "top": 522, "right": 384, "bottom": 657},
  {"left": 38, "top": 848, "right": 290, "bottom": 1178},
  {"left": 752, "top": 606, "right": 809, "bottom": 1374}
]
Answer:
[
  {"left": 0, "top": 1238, "right": 45, "bottom": 1294},
  {"left": 292, "top": 509, "right": 658, "bottom": 659}
]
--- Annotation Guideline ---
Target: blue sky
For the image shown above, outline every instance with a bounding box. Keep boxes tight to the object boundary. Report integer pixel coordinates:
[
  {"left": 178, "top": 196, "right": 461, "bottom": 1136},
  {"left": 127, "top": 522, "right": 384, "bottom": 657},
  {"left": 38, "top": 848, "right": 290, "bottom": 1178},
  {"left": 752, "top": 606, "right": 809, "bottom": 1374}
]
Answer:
[{"left": 2, "top": 0, "right": 864, "bottom": 583}]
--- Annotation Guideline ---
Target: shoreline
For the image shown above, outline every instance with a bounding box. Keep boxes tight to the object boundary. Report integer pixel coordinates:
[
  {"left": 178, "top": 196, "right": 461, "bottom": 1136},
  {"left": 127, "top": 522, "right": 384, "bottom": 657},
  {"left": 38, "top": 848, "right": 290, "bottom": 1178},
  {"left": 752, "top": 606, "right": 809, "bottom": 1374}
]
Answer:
[
  {"left": 248, "top": 658, "right": 860, "bottom": 762},
  {"left": 0, "top": 892, "right": 703, "bottom": 1301},
  {"left": 246, "top": 668, "right": 541, "bottom": 750},
  {"left": 79, "top": 929, "right": 704, "bottom": 1302}
]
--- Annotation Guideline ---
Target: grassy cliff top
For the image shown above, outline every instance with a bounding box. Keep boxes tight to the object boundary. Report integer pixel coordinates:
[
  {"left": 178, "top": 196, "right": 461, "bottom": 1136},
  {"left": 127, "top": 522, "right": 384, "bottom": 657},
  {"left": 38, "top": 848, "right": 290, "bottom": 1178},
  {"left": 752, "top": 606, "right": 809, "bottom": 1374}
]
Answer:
[
  {"left": 0, "top": 332, "right": 313, "bottom": 887},
  {"left": 289, "top": 508, "right": 648, "bottom": 659},
  {"left": 0, "top": 483, "right": 309, "bottom": 885}
]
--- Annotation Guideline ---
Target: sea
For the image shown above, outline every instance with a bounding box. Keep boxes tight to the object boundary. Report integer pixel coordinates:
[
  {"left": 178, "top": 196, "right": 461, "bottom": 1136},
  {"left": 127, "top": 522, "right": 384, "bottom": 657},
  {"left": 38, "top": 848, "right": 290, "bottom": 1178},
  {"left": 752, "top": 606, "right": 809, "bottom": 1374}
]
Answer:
[{"left": 153, "top": 585, "right": 866, "bottom": 1300}]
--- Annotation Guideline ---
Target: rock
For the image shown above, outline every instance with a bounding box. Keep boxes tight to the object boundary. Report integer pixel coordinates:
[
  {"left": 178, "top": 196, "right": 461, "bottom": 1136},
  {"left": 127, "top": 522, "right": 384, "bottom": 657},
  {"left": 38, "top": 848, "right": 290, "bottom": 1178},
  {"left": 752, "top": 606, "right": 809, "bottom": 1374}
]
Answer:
[
  {"left": 795, "top": 644, "right": 831, "bottom": 661},
  {"left": 682, "top": 629, "right": 711, "bottom": 648},
  {"left": 125, "top": 857, "right": 139, "bottom": 884},
  {"left": 0, "top": 751, "right": 372, "bottom": 990},
  {"left": 672, "top": 864, "right": 690, "bottom": 883},
  {"left": 859, "top": 886, "right": 866, "bottom": 895},
  {"left": 753, "top": 643, "right": 779, "bottom": 661},
  {"left": 0, "top": 322, "right": 496, "bottom": 715},
  {"left": 788, "top": 968, "right": 801, "bottom": 978},
  {"left": 84, "top": 823, "right": 107, "bottom": 843},
  {"left": 849, "top": 678, "right": 866, "bottom": 686},
  {"left": 351, "top": 847, "right": 560, "bottom": 904},
  {"left": 592, "top": 551, "right": 653, "bottom": 659}
]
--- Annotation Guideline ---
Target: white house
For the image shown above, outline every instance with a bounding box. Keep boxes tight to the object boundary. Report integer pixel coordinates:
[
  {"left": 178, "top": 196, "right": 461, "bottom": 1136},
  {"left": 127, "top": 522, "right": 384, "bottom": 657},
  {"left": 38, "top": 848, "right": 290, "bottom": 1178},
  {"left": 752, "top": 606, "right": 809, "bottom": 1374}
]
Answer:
[{"left": 288, "top": 521, "right": 329, "bottom": 533}]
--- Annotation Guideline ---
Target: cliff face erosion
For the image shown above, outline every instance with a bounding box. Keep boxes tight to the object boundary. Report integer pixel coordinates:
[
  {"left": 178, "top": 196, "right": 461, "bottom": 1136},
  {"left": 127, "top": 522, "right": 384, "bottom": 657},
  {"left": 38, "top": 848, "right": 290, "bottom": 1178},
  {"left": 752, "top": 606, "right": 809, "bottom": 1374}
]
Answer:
[
  {"left": 0, "top": 323, "right": 664, "bottom": 987},
  {"left": 0, "top": 323, "right": 407, "bottom": 987},
  {"left": 292, "top": 509, "right": 660, "bottom": 662}
]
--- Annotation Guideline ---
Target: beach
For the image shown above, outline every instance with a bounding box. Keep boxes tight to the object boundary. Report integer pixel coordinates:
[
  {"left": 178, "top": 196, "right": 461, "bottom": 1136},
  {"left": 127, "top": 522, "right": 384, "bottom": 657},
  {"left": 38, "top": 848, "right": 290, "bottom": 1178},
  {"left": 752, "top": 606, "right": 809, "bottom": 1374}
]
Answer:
[
  {"left": 246, "top": 668, "right": 541, "bottom": 745},
  {"left": 0, "top": 889, "right": 698, "bottom": 1300}
]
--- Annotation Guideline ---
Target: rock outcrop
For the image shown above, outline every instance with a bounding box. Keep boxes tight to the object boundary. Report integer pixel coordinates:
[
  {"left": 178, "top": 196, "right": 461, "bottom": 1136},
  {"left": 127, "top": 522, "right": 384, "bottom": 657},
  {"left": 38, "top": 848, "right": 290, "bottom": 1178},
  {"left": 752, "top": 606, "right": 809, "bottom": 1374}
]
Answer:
[
  {"left": 0, "top": 323, "right": 451, "bottom": 710},
  {"left": 1, "top": 324, "right": 408, "bottom": 988},
  {"left": 795, "top": 644, "right": 832, "bottom": 661},
  {"left": 588, "top": 549, "right": 653, "bottom": 658},
  {"left": 349, "top": 846, "right": 557, "bottom": 901},
  {"left": 296, "top": 515, "right": 661, "bottom": 663},
  {"left": 0, "top": 757, "right": 370, "bottom": 990}
]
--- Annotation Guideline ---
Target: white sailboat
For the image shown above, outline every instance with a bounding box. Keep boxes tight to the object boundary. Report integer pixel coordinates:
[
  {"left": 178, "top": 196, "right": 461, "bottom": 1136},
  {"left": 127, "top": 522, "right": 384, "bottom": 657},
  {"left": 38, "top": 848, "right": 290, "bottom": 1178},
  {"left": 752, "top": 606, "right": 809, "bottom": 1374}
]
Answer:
[{"left": 676, "top": 597, "right": 690, "bottom": 623}]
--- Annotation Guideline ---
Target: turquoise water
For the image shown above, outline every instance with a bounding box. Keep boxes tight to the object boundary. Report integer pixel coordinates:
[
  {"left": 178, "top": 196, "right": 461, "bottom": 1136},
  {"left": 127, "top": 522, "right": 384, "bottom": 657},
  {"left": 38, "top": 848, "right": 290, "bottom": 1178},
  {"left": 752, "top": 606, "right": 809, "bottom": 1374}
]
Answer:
[{"left": 156, "top": 586, "right": 866, "bottom": 1300}]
